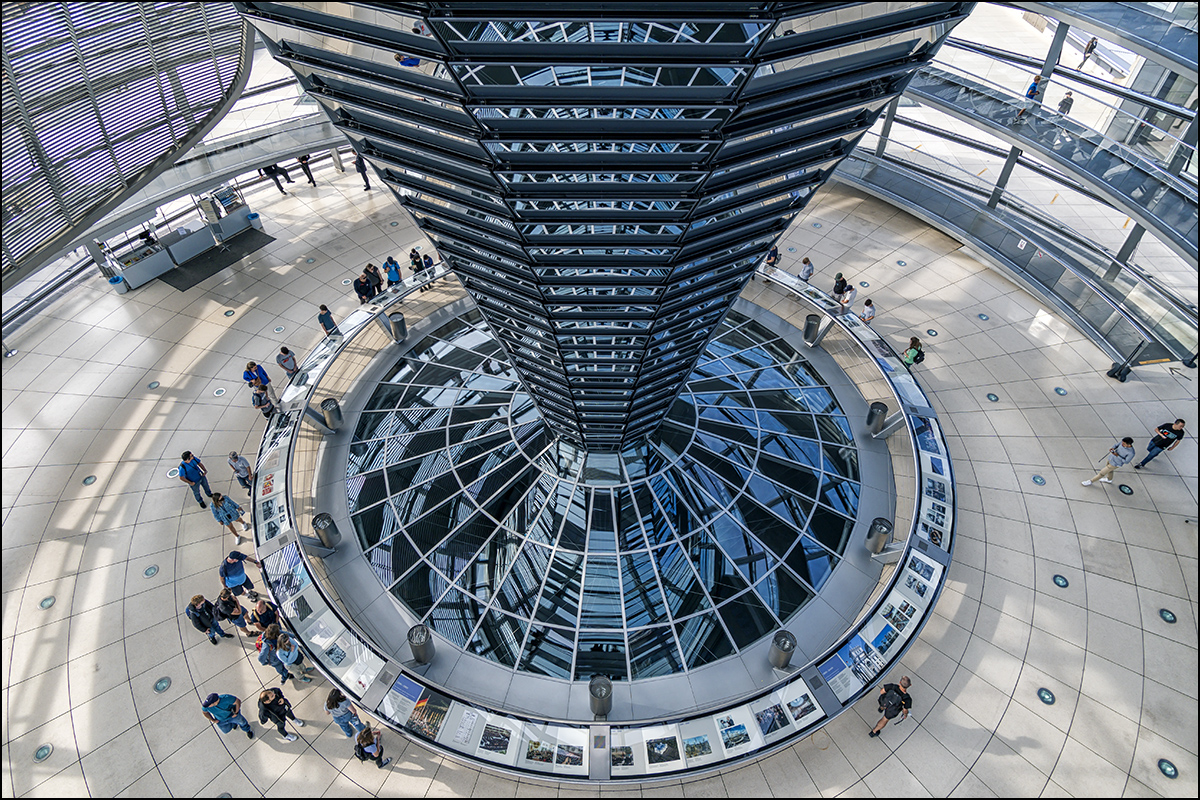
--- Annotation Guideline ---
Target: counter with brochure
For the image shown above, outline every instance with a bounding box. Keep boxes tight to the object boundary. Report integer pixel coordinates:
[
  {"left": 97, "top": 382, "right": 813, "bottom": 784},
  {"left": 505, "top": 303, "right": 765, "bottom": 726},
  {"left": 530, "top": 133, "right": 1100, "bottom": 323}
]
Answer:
[{"left": 249, "top": 263, "right": 956, "bottom": 781}]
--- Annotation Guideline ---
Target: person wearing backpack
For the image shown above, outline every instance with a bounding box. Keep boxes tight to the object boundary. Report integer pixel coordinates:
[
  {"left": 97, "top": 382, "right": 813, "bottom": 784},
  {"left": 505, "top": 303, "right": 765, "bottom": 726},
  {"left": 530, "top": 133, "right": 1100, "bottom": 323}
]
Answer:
[
  {"left": 355, "top": 727, "right": 392, "bottom": 769},
  {"left": 868, "top": 676, "right": 912, "bottom": 737},
  {"left": 903, "top": 337, "right": 924, "bottom": 366}
]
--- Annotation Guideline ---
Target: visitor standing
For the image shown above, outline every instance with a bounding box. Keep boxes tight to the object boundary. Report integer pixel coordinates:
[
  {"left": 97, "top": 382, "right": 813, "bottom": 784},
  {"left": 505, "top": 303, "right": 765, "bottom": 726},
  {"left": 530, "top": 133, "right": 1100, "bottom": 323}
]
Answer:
[
  {"left": 219, "top": 550, "right": 262, "bottom": 601},
  {"left": 764, "top": 246, "right": 779, "bottom": 268},
  {"left": 228, "top": 451, "right": 254, "bottom": 495},
  {"left": 1079, "top": 36, "right": 1098, "bottom": 68},
  {"left": 799, "top": 257, "right": 814, "bottom": 282},
  {"left": 839, "top": 280, "right": 858, "bottom": 314},
  {"left": 296, "top": 154, "right": 316, "bottom": 185},
  {"left": 1082, "top": 437, "right": 1136, "bottom": 486},
  {"left": 326, "top": 689, "right": 368, "bottom": 738},
  {"left": 353, "top": 272, "right": 374, "bottom": 304},
  {"left": 185, "top": 594, "right": 232, "bottom": 645},
  {"left": 243, "top": 361, "right": 278, "bottom": 404},
  {"left": 1057, "top": 91, "right": 1074, "bottom": 115},
  {"left": 276, "top": 631, "right": 315, "bottom": 682},
  {"left": 1133, "top": 419, "right": 1186, "bottom": 470},
  {"left": 248, "top": 597, "right": 280, "bottom": 632},
  {"left": 201, "top": 692, "right": 255, "bottom": 739},
  {"left": 832, "top": 273, "right": 847, "bottom": 305},
  {"left": 276, "top": 347, "right": 299, "bottom": 379},
  {"left": 384, "top": 257, "right": 403, "bottom": 288},
  {"left": 258, "top": 624, "right": 294, "bottom": 684},
  {"left": 317, "top": 304, "right": 341, "bottom": 337},
  {"left": 216, "top": 587, "right": 251, "bottom": 635},
  {"left": 355, "top": 153, "right": 370, "bottom": 191},
  {"left": 178, "top": 451, "right": 213, "bottom": 509},
  {"left": 903, "top": 337, "right": 924, "bottom": 366},
  {"left": 258, "top": 687, "right": 304, "bottom": 742},
  {"left": 859, "top": 299, "right": 875, "bottom": 324},
  {"left": 210, "top": 492, "right": 252, "bottom": 545},
  {"left": 868, "top": 677, "right": 912, "bottom": 737},
  {"left": 251, "top": 383, "right": 275, "bottom": 419},
  {"left": 364, "top": 263, "right": 384, "bottom": 297}
]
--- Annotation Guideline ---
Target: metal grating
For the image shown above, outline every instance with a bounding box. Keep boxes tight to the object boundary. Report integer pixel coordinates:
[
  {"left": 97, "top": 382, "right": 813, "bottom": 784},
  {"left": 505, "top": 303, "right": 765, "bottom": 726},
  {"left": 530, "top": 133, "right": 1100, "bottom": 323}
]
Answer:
[
  {"left": 239, "top": 0, "right": 974, "bottom": 449},
  {"left": 1, "top": 2, "right": 250, "bottom": 289}
]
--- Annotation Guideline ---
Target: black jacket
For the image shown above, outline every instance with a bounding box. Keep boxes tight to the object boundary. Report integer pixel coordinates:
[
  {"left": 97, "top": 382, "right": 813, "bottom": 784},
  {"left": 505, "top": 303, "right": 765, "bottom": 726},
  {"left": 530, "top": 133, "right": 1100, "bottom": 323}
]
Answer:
[
  {"left": 185, "top": 600, "right": 217, "bottom": 632},
  {"left": 258, "top": 693, "right": 293, "bottom": 727}
]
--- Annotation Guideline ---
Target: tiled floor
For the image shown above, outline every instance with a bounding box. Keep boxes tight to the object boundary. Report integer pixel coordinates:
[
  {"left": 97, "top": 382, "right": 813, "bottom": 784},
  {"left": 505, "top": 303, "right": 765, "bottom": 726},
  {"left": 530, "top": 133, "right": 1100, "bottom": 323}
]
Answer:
[{"left": 2, "top": 164, "right": 1196, "bottom": 797}]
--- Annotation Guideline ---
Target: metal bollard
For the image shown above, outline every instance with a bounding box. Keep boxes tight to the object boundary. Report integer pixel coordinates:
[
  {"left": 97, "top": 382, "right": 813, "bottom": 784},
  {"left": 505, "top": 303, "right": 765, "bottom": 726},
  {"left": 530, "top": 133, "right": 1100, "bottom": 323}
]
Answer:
[
  {"left": 312, "top": 513, "right": 341, "bottom": 548},
  {"left": 866, "top": 402, "right": 888, "bottom": 435},
  {"left": 768, "top": 630, "right": 797, "bottom": 670},
  {"left": 803, "top": 314, "right": 822, "bottom": 345},
  {"left": 388, "top": 312, "right": 407, "bottom": 343},
  {"left": 865, "top": 517, "right": 893, "bottom": 554},
  {"left": 408, "top": 624, "right": 435, "bottom": 665},
  {"left": 320, "top": 398, "right": 343, "bottom": 431},
  {"left": 589, "top": 675, "right": 613, "bottom": 718}
]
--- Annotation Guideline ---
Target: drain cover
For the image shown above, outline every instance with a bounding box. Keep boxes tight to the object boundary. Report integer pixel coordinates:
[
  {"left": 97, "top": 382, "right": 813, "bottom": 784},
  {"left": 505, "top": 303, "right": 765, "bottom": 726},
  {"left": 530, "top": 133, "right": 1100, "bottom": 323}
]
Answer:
[
  {"left": 897, "top": 259, "right": 907, "bottom": 266},
  {"left": 1037, "top": 688, "right": 1055, "bottom": 705},
  {"left": 274, "top": 326, "right": 285, "bottom": 333},
  {"left": 1031, "top": 475, "right": 1046, "bottom": 486},
  {"left": 1052, "top": 575, "right": 1069, "bottom": 588},
  {"left": 1118, "top": 484, "right": 1133, "bottom": 495},
  {"left": 1159, "top": 608, "right": 1176, "bottom": 624},
  {"left": 977, "top": 313, "right": 989, "bottom": 321},
  {"left": 986, "top": 393, "right": 999, "bottom": 402},
  {"left": 1054, "top": 387, "right": 1067, "bottom": 396},
  {"left": 33, "top": 744, "right": 52, "bottom": 762},
  {"left": 214, "top": 388, "right": 226, "bottom": 397},
  {"left": 147, "top": 381, "right": 160, "bottom": 389},
  {"left": 153, "top": 677, "right": 171, "bottom": 694},
  {"left": 224, "top": 310, "right": 235, "bottom": 317},
  {"left": 39, "top": 596, "right": 55, "bottom": 609},
  {"left": 82, "top": 475, "right": 96, "bottom": 485},
  {"left": 144, "top": 565, "right": 159, "bottom": 578}
]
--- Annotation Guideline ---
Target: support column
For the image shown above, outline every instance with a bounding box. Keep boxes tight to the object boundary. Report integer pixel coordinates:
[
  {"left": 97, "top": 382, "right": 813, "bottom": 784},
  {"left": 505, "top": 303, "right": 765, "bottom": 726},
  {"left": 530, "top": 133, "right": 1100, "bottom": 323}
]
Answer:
[
  {"left": 1165, "top": 116, "right": 1197, "bottom": 177},
  {"left": 1104, "top": 224, "right": 1146, "bottom": 281},
  {"left": 875, "top": 97, "right": 900, "bottom": 158},
  {"left": 987, "top": 146, "right": 1023, "bottom": 209}
]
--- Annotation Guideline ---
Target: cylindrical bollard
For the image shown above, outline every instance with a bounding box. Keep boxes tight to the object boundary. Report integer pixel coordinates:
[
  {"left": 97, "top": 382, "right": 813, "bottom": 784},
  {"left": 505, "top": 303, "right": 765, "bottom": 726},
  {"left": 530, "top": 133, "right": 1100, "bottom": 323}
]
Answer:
[
  {"left": 320, "top": 398, "right": 343, "bottom": 431},
  {"left": 803, "top": 314, "right": 822, "bottom": 345},
  {"left": 865, "top": 517, "right": 893, "bottom": 554},
  {"left": 768, "top": 630, "right": 797, "bottom": 670},
  {"left": 589, "top": 675, "right": 613, "bottom": 717},
  {"left": 866, "top": 402, "right": 889, "bottom": 435},
  {"left": 408, "top": 624, "right": 435, "bottom": 665},
  {"left": 312, "top": 513, "right": 341, "bottom": 548},
  {"left": 388, "top": 312, "right": 407, "bottom": 343}
]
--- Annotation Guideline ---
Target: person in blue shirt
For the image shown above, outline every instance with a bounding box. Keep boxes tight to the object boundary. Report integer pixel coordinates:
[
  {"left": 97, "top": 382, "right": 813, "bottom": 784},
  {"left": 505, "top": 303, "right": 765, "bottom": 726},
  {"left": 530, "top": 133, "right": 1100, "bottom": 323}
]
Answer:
[
  {"left": 384, "top": 256, "right": 403, "bottom": 288},
  {"left": 764, "top": 246, "right": 779, "bottom": 267},
  {"left": 1015, "top": 75, "right": 1041, "bottom": 119},
  {"left": 219, "top": 550, "right": 262, "bottom": 601},
  {"left": 178, "top": 451, "right": 213, "bottom": 509},
  {"left": 243, "top": 361, "right": 277, "bottom": 403},
  {"left": 201, "top": 692, "right": 254, "bottom": 738}
]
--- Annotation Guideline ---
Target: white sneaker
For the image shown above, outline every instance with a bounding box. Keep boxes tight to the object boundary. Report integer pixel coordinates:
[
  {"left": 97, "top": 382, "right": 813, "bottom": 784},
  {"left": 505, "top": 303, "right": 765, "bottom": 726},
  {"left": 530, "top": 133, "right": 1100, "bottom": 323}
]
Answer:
[
  {"left": 295, "top": 719, "right": 305, "bottom": 727},
  {"left": 283, "top": 733, "right": 298, "bottom": 742},
  {"left": 1099, "top": 478, "right": 1112, "bottom": 483},
  {"left": 1080, "top": 480, "right": 1092, "bottom": 486}
]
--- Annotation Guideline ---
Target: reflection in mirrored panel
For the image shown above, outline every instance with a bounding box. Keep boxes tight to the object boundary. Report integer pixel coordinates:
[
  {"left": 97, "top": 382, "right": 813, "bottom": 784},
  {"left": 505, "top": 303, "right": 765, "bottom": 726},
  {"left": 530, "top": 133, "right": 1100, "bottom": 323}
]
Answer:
[{"left": 345, "top": 310, "right": 860, "bottom": 680}]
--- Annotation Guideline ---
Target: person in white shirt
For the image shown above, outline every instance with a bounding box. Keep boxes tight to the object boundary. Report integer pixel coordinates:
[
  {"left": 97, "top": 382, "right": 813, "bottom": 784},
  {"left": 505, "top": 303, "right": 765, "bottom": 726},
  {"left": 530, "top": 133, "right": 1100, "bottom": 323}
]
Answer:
[
  {"left": 859, "top": 299, "right": 875, "bottom": 324},
  {"left": 840, "top": 282, "right": 858, "bottom": 314}
]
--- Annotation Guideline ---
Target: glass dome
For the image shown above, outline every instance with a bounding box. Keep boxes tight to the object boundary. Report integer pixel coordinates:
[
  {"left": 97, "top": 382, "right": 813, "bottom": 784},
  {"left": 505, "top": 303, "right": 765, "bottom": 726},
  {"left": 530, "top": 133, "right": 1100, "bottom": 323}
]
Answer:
[{"left": 345, "top": 308, "right": 860, "bottom": 681}]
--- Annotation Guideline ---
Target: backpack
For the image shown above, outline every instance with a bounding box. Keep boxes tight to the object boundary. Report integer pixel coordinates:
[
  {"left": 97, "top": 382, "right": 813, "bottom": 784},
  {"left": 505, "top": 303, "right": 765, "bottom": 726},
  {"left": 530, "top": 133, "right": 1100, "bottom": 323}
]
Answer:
[
  {"left": 255, "top": 633, "right": 265, "bottom": 652},
  {"left": 353, "top": 742, "right": 369, "bottom": 762},
  {"left": 912, "top": 347, "right": 925, "bottom": 364},
  {"left": 879, "top": 687, "right": 905, "bottom": 716},
  {"left": 184, "top": 603, "right": 206, "bottom": 632}
]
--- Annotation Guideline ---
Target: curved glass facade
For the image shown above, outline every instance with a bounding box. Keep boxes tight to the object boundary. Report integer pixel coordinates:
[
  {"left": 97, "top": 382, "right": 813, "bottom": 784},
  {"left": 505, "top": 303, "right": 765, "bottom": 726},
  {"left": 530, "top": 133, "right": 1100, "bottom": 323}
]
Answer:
[{"left": 346, "top": 309, "right": 860, "bottom": 682}]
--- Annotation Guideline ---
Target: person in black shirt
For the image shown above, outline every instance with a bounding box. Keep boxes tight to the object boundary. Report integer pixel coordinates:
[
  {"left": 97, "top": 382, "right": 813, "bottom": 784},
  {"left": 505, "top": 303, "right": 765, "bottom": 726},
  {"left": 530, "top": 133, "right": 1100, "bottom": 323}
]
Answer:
[
  {"left": 868, "top": 676, "right": 912, "bottom": 737},
  {"left": 1079, "top": 36, "right": 1098, "bottom": 69},
  {"left": 296, "top": 154, "right": 316, "bottom": 185},
  {"left": 1134, "top": 419, "right": 1185, "bottom": 469},
  {"left": 353, "top": 273, "right": 374, "bottom": 304},
  {"left": 764, "top": 246, "right": 779, "bottom": 267},
  {"left": 1057, "top": 92, "right": 1073, "bottom": 115},
  {"left": 832, "top": 272, "right": 848, "bottom": 304}
]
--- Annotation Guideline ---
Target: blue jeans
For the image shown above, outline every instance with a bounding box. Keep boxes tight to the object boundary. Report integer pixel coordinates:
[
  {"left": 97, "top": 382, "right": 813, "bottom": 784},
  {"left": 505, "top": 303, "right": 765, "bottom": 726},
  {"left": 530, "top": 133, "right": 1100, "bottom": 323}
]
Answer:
[
  {"left": 1137, "top": 444, "right": 1164, "bottom": 467},
  {"left": 235, "top": 473, "right": 252, "bottom": 492},
  {"left": 187, "top": 475, "right": 212, "bottom": 503},
  {"left": 204, "top": 617, "right": 227, "bottom": 640},
  {"left": 215, "top": 712, "right": 252, "bottom": 735},
  {"left": 332, "top": 712, "right": 366, "bottom": 738}
]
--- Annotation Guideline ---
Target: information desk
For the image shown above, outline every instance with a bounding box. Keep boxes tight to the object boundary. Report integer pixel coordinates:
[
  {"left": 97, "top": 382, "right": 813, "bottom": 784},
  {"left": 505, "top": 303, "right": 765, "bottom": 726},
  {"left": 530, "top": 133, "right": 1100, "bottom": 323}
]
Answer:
[
  {"left": 114, "top": 245, "right": 174, "bottom": 290},
  {"left": 248, "top": 265, "right": 956, "bottom": 782},
  {"left": 210, "top": 204, "right": 253, "bottom": 241},
  {"left": 162, "top": 226, "right": 216, "bottom": 264}
]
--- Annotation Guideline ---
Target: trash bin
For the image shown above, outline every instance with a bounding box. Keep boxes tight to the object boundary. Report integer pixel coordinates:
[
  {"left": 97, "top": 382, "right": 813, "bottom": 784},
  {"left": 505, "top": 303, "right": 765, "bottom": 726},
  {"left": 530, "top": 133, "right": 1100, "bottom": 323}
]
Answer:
[
  {"left": 589, "top": 676, "right": 613, "bottom": 717},
  {"left": 109, "top": 275, "right": 128, "bottom": 294},
  {"left": 312, "top": 513, "right": 341, "bottom": 548},
  {"left": 769, "top": 630, "right": 797, "bottom": 669},
  {"left": 865, "top": 517, "right": 893, "bottom": 554},
  {"left": 247, "top": 212, "right": 263, "bottom": 231},
  {"left": 408, "top": 624, "right": 435, "bottom": 665},
  {"left": 320, "top": 398, "right": 343, "bottom": 431},
  {"left": 866, "top": 402, "right": 889, "bottom": 435}
]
